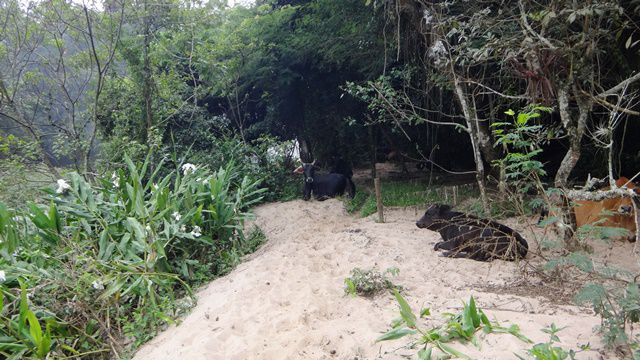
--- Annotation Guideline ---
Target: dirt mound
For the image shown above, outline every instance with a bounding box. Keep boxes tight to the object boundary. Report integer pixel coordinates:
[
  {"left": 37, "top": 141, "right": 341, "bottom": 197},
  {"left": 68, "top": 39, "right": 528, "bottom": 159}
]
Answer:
[{"left": 133, "top": 199, "right": 608, "bottom": 360}]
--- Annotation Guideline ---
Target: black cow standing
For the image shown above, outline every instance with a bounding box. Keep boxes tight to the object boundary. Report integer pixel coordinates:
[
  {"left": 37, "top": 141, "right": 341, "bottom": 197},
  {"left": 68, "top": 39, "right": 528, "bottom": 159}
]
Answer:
[
  {"left": 294, "top": 161, "right": 356, "bottom": 201},
  {"left": 416, "top": 204, "right": 528, "bottom": 261}
]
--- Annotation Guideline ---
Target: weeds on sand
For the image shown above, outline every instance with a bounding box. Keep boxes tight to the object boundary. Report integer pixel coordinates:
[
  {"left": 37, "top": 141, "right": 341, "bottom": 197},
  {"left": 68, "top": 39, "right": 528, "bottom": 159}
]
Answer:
[
  {"left": 344, "top": 267, "right": 400, "bottom": 297},
  {"left": 378, "top": 290, "right": 531, "bottom": 359},
  {"left": 516, "top": 323, "right": 589, "bottom": 360}
]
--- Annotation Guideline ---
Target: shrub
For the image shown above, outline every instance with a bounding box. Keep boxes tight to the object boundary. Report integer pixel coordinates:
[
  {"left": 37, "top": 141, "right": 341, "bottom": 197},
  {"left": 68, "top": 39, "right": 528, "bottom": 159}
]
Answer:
[
  {"left": 516, "top": 323, "right": 587, "bottom": 360},
  {"left": 344, "top": 267, "right": 399, "bottom": 297},
  {"left": 0, "top": 153, "right": 266, "bottom": 358}
]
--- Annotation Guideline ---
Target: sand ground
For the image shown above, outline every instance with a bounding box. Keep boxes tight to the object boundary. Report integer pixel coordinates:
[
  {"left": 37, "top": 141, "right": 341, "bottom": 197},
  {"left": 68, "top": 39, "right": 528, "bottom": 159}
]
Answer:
[{"left": 132, "top": 197, "right": 626, "bottom": 359}]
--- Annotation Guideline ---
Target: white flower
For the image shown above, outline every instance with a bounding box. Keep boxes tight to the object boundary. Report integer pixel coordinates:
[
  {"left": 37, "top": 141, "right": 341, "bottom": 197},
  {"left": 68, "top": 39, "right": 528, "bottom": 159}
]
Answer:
[
  {"left": 0, "top": 270, "right": 6, "bottom": 282},
  {"left": 172, "top": 211, "right": 182, "bottom": 221},
  {"left": 56, "top": 179, "right": 71, "bottom": 194},
  {"left": 111, "top": 172, "right": 120, "bottom": 188},
  {"left": 190, "top": 225, "right": 202, "bottom": 238},
  {"left": 181, "top": 163, "right": 197, "bottom": 175},
  {"left": 145, "top": 225, "right": 152, "bottom": 234},
  {"left": 180, "top": 225, "right": 187, "bottom": 232},
  {"left": 92, "top": 280, "right": 104, "bottom": 290}
]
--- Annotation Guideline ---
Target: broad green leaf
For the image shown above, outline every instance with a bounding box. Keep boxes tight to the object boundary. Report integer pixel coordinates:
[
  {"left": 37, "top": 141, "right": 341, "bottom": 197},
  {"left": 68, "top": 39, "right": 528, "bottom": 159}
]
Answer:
[
  {"left": 418, "top": 347, "right": 432, "bottom": 360},
  {"left": 376, "top": 327, "right": 416, "bottom": 342},
  {"left": 393, "top": 289, "right": 416, "bottom": 328},
  {"left": 28, "top": 204, "right": 52, "bottom": 231},
  {"left": 126, "top": 217, "right": 146, "bottom": 242},
  {"left": 26, "top": 311, "right": 43, "bottom": 351},
  {"left": 436, "top": 341, "right": 470, "bottom": 360}
]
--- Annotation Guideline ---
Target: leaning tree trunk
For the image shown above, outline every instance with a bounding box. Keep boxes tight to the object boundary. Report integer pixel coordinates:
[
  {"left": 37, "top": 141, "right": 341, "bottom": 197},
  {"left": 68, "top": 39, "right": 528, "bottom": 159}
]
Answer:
[
  {"left": 471, "top": 94, "right": 498, "bottom": 166},
  {"left": 454, "top": 77, "right": 489, "bottom": 213},
  {"left": 553, "top": 85, "right": 592, "bottom": 248},
  {"left": 554, "top": 85, "right": 591, "bottom": 188}
]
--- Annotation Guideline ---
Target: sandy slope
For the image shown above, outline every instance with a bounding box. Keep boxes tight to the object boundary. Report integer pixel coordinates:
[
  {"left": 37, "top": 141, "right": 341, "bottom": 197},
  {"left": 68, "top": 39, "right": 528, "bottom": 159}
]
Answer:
[{"left": 133, "top": 199, "right": 612, "bottom": 360}]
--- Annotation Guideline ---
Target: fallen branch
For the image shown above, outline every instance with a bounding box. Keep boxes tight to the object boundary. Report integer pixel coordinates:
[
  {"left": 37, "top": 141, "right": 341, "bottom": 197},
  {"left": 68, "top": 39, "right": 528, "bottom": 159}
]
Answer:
[{"left": 566, "top": 188, "right": 638, "bottom": 201}]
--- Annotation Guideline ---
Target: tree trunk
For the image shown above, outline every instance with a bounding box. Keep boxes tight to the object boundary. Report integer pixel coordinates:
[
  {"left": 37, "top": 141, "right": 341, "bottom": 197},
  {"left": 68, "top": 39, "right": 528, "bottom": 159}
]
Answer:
[
  {"left": 368, "top": 124, "right": 377, "bottom": 180},
  {"left": 453, "top": 77, "right": 489, "bottom": 213},
  {"left": 554, "top": 85, "right": 591, "bottom": 188}
]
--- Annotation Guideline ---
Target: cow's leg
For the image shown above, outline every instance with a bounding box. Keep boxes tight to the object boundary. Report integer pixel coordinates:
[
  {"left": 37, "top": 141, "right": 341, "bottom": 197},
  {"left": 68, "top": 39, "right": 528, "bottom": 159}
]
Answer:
[
  {"left": 467, "top": 247, "right": 492, "bottom": 261},
  {"left": 439, "top": 250, "right": 471, "bottom": 258},
  {"left": 434, "top": 237, "right": 464, "bottom": 251},
  {"left": 346, "top": 178, "right": 356, "bottom": 199}
]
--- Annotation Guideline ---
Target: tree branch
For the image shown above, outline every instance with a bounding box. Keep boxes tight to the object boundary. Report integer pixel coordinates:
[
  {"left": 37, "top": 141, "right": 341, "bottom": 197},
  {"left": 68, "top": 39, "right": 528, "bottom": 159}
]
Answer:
[
  {"left": 598, "top": 72, "right": 640, "bottom": 97},
  {"left": 518, "top": 0, "right": 557, "bottom": 50}
]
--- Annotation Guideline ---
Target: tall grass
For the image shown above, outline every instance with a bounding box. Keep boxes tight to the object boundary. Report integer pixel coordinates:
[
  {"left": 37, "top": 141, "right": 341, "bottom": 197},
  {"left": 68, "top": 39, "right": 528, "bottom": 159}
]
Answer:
[
  {"left": 0, "top": 154, "right": 265, "bottom": 358},
  {"left": 347, "top": 180, "right": 478, "bottom": 217}
]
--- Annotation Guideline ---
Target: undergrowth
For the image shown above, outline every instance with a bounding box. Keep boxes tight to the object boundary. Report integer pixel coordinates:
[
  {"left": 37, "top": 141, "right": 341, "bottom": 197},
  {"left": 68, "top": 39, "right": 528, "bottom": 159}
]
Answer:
[
  {"left": 344, "top": 267, "right": 399, "bottom": 297},
  {"left": 378, "top": 290, "right": 531, "bottom": 359},
  {"left": 517, "top": 323, "right": 588, "bottom": 360},
  {"left": 0, "top": 153, "right": 266, "bottom": 358},
  {"left": 346, "top": 180, "right": 477, "bottom": 217}
]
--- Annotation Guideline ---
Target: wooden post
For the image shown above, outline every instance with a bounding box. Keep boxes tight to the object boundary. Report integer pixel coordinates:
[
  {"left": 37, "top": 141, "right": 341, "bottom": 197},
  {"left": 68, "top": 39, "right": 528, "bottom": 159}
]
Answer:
[
  {"left": 368, "top": 125, "right": 377, "bottom": 180},
  {"left": 374, "top": 177, "right": 384, "bottom": 223}
]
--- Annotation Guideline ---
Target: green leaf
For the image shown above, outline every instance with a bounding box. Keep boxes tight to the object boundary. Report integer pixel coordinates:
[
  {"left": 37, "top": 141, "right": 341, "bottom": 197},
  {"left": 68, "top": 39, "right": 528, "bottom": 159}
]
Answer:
[
  {"left": 126, "top": 217, "right": 146, "bottom": 243},
  {"left": 47, "top": 202, "right": 61, "bottom": 233},
  {"left": 394, "top": 289, "right": 416, "bottom": 328},
  {"left": 28, "top": 204, "right": 52, "bottom": 231},
  {"left": 420, "top": 307, "right": 431, "bottom": 318},
  {"left": 436, "top": 341, "right": 470, "bottom": 360},
  {"left": 418, "top": 347, "right": 432, "bottom": 360},
  {"left": 18, "top": 283, "right": 28, "bottom": 333},
  {"left": 26, "top": 311, "right": 43, "bottom": 352},
  {"left": 376, "top": 327, "right": 416, "bottom": 342}
]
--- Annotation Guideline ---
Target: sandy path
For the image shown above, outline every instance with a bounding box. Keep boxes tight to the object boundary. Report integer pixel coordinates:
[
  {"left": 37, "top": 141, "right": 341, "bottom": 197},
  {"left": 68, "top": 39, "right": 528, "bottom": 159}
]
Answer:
[{"left": 133, "top": 199, "right": 611, "bottom": 360}]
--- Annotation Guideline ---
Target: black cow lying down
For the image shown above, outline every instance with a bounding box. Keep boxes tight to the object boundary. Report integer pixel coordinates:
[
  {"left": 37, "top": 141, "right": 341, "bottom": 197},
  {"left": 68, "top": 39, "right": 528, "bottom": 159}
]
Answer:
[
  {"left": 294, "top": 162, "right": 356, "bottom": 201},
  {"left": 416, "top": 204, "right": 528, "bottom": 261}
]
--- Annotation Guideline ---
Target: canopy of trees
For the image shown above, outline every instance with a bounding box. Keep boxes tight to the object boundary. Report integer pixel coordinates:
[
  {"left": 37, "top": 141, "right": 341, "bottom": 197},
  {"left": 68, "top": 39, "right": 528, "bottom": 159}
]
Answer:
[{"left": 3, "top": 0, "right": 639, "bottom": 191}]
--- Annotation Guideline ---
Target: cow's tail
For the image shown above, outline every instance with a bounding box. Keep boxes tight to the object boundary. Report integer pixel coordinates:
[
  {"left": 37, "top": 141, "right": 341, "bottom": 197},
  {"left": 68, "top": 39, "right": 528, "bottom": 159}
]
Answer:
[{"left": 346, "top": 177, "right": 356, "bottom": 199}]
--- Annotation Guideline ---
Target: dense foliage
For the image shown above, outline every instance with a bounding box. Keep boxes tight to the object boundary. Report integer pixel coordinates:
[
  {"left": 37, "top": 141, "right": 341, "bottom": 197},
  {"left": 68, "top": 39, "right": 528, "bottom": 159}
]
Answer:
[
  {"left": 0, "top": 155, "right": 265, "bottom": 357},
  {"left": 2, "top": 0, "right": 640, "bottom": 357}
]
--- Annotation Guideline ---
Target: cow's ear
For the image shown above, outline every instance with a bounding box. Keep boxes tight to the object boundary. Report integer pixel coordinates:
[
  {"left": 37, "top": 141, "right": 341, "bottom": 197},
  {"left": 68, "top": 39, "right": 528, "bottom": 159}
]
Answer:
[
  {"left": 439, "top": 204, "right": 452, "bottom": 214},
  {"left": 293, "top": 166, "right": 304, "bottom": 174}
]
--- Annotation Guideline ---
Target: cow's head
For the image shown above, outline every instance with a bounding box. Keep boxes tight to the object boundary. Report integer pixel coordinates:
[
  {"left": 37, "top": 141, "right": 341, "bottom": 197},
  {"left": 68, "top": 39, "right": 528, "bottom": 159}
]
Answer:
[
  {"left": 619, "top": 204, "right": 633, "bottom": 215},
  {"left": 416, "top": 204, "right": 452, "bottom": 229},
  {"left": 293, "top": 161, "right": 317, "bottom": 200}
]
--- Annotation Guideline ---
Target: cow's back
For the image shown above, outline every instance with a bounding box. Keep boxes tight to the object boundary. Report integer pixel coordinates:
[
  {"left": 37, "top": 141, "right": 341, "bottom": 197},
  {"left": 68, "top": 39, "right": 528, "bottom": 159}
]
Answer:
[
  {"left": 441, "top": 212, "right": 528, "bottom": 260},
  {"left": 574, "top": 198, "right": 636, "bottom": 237},
  {"left": 312, "top": 173, "right": 347, "bottom": 199}
]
